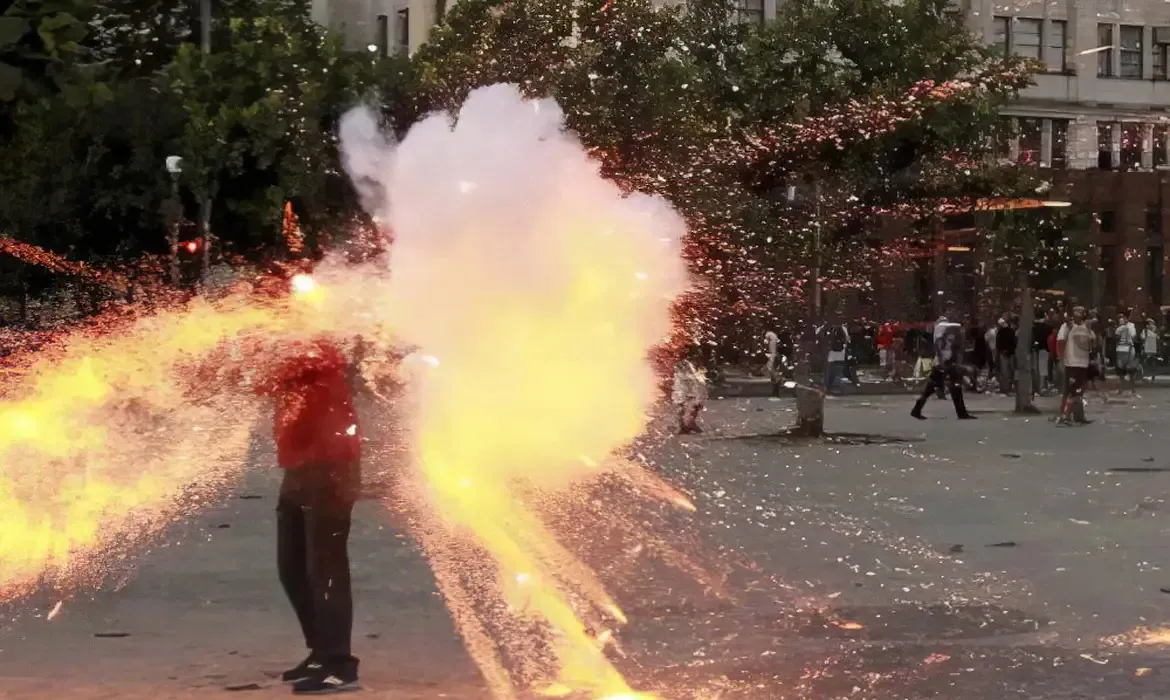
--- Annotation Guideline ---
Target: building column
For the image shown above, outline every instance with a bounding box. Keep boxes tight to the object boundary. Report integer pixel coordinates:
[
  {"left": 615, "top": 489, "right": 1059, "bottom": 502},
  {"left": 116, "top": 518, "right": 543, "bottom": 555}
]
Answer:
[
  {"left": 764, "top": 0, "right": 778, "bottom": 20},
  {"left": 1143, "top": 123, "right": 1156, "bottom": 169},
  {"left": 1041, "top": 118, "right": 1054, "bottom": 167},
  {"left": 1069, "top": 118, "right": 1095, "bottom": 169},
  {"left": 1112, "top": 122, "right": 1123, "bottom": 167}
]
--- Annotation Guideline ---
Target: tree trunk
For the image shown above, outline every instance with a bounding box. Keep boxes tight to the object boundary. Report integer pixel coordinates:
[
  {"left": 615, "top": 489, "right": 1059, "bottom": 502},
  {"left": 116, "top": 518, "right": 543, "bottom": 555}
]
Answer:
[
  {"left": 168, "top": 177, "right": 181, "bottom": 287},
  {"left": 199, "top": 195, "right": 213, "bottom": 286},
  {"left": 1014, "top": 268, "right": 1040, "bottom": 414},
  {"left": 792, "top": 181, "right": 824, "bottom": 436},
  {"left": 18, "top": 280, "right": 28, "bottom": 324},
  {"left": 792, "top": 355, "right": 824, "bottom": 436}
]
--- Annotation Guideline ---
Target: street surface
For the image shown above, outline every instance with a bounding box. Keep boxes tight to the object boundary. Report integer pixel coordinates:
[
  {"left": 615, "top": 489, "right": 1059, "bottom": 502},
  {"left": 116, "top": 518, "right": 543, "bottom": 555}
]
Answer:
[{"left": 4, "top": 392, "right": 1170, "bottom": 698}]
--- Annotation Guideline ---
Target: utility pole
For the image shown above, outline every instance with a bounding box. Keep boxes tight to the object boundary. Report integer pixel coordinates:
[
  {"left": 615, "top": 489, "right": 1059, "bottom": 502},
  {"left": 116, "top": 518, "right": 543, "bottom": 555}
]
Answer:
[
  {"left": 198, "top": 0, "right": 213, "bottom": 286},
  {"left": 200, "top": 0, "right": 211, "bottom": 52},
  {"left": 166, "top": 156, "right": 183, "bottom": 286}
]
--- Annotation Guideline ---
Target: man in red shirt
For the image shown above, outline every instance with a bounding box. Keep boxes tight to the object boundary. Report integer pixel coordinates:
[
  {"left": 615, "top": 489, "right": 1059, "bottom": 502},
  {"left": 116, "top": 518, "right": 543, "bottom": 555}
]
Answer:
[
  {"left": 876, "top": 321, "right": 896, "bottom": 379},
  {"left": 254, "top": 337, "right": 362, "bottom": 694}
]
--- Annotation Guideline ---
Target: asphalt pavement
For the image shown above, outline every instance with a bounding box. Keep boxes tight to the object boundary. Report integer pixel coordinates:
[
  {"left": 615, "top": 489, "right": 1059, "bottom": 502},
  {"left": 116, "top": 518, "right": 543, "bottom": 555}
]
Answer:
[{"left": 4, "top": 392, "right": 1170, "bottom": 699}]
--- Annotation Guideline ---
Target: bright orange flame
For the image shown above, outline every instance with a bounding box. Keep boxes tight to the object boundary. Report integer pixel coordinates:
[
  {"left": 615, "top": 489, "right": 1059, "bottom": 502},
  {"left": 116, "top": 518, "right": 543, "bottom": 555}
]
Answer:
[{"left": 395, "top": 209, "right": 683, "bottom": 697}]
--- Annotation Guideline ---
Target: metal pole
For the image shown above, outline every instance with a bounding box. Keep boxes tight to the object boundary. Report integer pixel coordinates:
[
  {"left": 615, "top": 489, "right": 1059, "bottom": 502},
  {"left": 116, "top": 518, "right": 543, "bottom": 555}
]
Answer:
[
  {"left": 813, "top": 180, "right": 823, "bottom": 323},
  {"left": 169, "top": 175, "right": 181, "bottom": 286},
  {"left": 199, "top": 0, "right": 212, "bottom": 285},
  {"left": 200, "top": 0, "right": 211, "bottom": 53}
]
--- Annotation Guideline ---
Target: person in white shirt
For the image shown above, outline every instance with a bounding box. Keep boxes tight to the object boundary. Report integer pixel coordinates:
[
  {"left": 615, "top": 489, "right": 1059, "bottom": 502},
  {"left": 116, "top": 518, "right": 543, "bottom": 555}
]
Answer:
[
  {"left": 764, "top": 329, "right": 779, "bottom": 374},
  {"left": 1114, "top": 312, "right": 1138, "bottom": 393},
  {"left": 1057, "top": 306, "right": 1094, "bottom": 426},
  {"left": 672, "top": 352, "right": 708, "bottom": 434}
]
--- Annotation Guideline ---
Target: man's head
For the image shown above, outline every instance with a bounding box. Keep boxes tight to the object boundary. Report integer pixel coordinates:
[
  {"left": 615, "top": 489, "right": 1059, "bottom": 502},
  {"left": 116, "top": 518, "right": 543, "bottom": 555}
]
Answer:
[{"left": 1072, "top": 306, "right": 1086, "bottom": 323}]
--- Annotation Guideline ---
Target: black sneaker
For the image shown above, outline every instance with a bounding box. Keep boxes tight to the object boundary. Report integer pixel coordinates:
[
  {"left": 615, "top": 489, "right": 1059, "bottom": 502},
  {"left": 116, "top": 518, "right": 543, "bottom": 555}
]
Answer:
[
  {"left": 292, "top": 668, "right": 359, "bottom": 694},
  {"left": 282, "top": 656, "right": 321, "bottom": 684}
]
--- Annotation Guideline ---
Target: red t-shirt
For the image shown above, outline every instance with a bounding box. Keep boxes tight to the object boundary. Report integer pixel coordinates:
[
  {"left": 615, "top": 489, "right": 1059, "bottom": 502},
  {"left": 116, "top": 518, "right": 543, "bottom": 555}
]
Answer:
[
  {"left": 876, "top": 323, "right": 895, "bottom": 349},
  {"left": 256, "top": 339, "right": 361, "bottom": 469}
]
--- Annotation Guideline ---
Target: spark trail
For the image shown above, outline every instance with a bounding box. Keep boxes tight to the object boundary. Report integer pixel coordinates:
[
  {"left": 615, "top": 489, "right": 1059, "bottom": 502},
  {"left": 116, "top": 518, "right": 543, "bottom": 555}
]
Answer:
[
  {"left": 0, "top": 269, "right": 395, "bottom": 601},
  {"left": 340, "top": 84, "right": 690, "bottom": 698}
]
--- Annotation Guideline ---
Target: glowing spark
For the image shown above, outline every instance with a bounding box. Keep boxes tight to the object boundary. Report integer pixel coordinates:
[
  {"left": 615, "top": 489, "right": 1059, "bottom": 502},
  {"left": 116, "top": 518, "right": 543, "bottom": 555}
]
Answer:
[
  {"left": 290, "top": 274, "right": 317, "bottom": 295},
  {"left": 47, "top": 600, "right": 63, "bottom": 620},
  {"left": 345, "top": 424, "right": 357, "bottom": 436}
]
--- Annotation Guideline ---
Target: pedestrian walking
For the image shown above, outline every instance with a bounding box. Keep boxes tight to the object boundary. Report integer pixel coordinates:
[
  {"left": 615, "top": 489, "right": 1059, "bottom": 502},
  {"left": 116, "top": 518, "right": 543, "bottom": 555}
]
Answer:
[
  {"left": 764, "top": 328, "right": 780, "bottom": 397},
  {"left": 673, "top": 351, "right": 708, "bottom": 434},
  {"left": 1057, "top": 307, "right": 1094, "bottom": 426},
  {"left": 911, "top": 319, "right": 975, "bottom": 420},
  {"left": 255, "top": 337, "right": 362, "bottom": 694}
]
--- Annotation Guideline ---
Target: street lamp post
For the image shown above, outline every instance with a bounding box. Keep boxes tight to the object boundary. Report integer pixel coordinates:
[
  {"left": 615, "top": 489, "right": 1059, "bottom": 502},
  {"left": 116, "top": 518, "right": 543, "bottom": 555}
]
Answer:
[{"left": 165, "top": 156, "right": 183, "bottom": 287}]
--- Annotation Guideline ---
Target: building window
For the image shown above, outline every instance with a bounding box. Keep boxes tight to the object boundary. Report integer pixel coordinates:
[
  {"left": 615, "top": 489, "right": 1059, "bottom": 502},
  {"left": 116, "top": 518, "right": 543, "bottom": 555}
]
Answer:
[
  {"left": 1147, "top": 206, "right": 1163, "bottom": 238},
  {"left": 1051, "top": 118, "right": 1069, "bottom": 168},
  {"left": 375, "top": 14, "right": 389, "bottom": 56},
  {"left": 1101, "top": 210, "right": 1117, "bottom": 233},
  {"left": 1121, "top": 25, "right": 1143, "bottom": 78},
  {"left": 1098, "top": 122, "right": 1116, "bottom": 169},
  {"left": 1151, "top": 246, "right": 1165, "bottom": 308},
  {"left": 1047, "top": 20, "right": 1068, "bottom": 72},
  {"left": 1156, "top": 125, "right": 1169, "bottom": 167},
  {"left": 993, "top": 116, "right": 1014, "bottom": 160},
  {"left": 435, "top": 0, "right": 447, "bottom": 19},
  {"left": 993, "top": 16, "right": 1010, "bottom": 55},
  {"left": 737, "top": 0, "right": 765, "bottom": 23},
  {"left": 1018, "top": 117, "right": 1042, "bottom": 164},
  {"left": 1013, "top": 18, "right": 1042, "bottom": 59},
  {"left": 1098, "top": 24, "right": 1115, "bottom": 77},
  {"left": 1155, "top": 28, "right": 1170, "bottom": 80},
  {"left": 1122, "top": 123, "right": 1143, "bottom": 169},
  {"left": 396, "top": 8, "right": 409, "bottom": 51}
]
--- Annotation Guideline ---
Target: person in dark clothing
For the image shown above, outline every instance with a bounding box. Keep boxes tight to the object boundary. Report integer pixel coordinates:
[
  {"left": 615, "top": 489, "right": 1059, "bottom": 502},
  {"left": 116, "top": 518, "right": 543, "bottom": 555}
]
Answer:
[
  {"left": 912, "top": 320, "right": 975, "bottom": 420},
  {"left": 255, "top": 337, "right": 362, "bottom": 694},
  {"left": 1032, "top": 317, "right": 1052, "bottom": 395},
  {"left": 995, "top": 316, "right": 1018, "bottom": 393},
  {"left": 970, "top": 322, "right": 990, "bottom": 390}
]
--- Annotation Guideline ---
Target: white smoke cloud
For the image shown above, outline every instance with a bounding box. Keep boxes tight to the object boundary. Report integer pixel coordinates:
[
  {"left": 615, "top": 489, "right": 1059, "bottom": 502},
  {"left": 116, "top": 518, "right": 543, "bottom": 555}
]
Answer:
[{"left": 339, "top": 81, "right": 689, "bottom": 481}]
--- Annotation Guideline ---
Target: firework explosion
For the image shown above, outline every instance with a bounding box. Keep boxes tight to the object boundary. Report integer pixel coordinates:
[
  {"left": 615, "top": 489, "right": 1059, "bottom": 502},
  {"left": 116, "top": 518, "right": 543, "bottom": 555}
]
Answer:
[
  {"left": 340, "top": 83, "right": 691, "bottom": 697},
  {"left": 0, "top": 82, "right": 694, "bottom": 698}
]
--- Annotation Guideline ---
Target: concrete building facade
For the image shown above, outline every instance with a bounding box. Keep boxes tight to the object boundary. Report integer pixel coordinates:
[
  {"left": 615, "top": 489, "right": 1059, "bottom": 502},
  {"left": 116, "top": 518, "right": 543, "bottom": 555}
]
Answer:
[{"left": 310, "top": 0, "right": 784, "bottom": 54}]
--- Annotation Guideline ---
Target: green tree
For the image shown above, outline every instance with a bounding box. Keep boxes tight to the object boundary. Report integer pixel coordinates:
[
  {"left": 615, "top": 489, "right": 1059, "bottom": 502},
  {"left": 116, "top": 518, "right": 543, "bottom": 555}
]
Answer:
[
  {"left": 167, "top": 2, "right": 391, "bottom": 278},
  {"left": 0, "top": 0, "right": 101, "bottom": 106}
]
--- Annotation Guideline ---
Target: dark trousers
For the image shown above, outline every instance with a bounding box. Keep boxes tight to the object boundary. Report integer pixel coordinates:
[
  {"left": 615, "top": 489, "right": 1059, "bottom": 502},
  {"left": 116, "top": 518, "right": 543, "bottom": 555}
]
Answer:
[
  {"left": 1060, "top": 366, "right": 1088, "bottom": 423},
  {"left": 913, "top": 363, "right": 969, "bottom": 417},
  {"left": 277, "top": 496, "right": 356, "bottom": 664}
]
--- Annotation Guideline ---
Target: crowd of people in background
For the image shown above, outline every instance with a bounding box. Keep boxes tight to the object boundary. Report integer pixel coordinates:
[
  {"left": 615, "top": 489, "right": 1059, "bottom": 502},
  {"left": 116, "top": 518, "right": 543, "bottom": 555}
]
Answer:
[{"left": 747, "top": 305, "right": 1167, "bottom": 427}]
